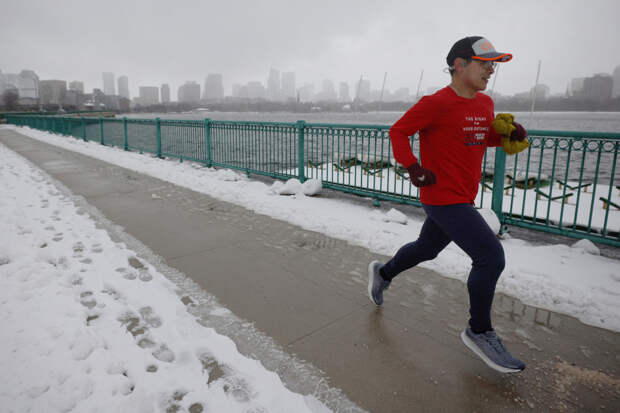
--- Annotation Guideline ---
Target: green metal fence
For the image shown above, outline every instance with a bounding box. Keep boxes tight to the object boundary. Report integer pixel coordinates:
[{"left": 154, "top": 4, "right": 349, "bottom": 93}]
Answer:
[{"left": 6, "top": 114, "right": 620, "bottom": 247}]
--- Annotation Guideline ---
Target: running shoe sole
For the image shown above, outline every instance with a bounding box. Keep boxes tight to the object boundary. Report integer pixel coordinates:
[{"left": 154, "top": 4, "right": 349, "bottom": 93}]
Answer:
[
  {"left": 367, "top": 260, "right": 380, "bottom": 305},
  {"left": 461, "top": 331, "right": 524, "bottom": 374}
]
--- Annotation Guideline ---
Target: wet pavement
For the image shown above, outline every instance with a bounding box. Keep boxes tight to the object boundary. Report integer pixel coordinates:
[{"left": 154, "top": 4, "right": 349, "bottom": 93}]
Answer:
[{"left": 2, "top": 128, "right": 619, "bottom": 413}]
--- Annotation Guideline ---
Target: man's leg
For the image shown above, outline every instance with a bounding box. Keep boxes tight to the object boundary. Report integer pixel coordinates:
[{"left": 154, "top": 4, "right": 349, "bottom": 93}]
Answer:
[
  {"left": 380, "top": 216, "right": 452, "bottom": 281},
  {"left": 368, "top": 215, "right": 451, "bottom": 305},
  {"left": 422, "top": 203, "right": 504, "bottom": 332},
  {"left": 422, "top": 204, "right": 524, "bottom": 372}
]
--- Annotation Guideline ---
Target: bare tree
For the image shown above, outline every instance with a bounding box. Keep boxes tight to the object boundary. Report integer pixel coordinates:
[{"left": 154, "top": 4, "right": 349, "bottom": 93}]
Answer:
[{"left": 1, "top": 89, "right": 19, "bottom": 111}]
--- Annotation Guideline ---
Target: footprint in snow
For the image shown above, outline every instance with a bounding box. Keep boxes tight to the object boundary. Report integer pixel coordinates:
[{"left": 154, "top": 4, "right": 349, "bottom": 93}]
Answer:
[
  {"left": 139, "top": 306, "right": 162, "bottom": 328},
  {"left": 138, "top": 270, "right": 153, "bottom": 282},
  {"left": 72, "top": 242, "right": 85, "bottom": 257},
  {"left": 80, "top": 291, "right": 97, "bottom": 309},
  {"left": 152, "top": 344, "right": 175, "bottom": 363}
]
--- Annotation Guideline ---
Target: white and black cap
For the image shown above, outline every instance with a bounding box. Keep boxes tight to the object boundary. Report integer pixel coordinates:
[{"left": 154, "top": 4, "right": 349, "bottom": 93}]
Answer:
[{"left": 447, "top": 36, "right": 513, "bottom": 67}]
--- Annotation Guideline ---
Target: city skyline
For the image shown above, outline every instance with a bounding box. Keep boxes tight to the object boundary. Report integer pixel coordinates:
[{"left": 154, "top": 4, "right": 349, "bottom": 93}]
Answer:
[
  {"left": 2, "top": 0, "right": 620, "bottom": 102},
  {"left": 2, "top": 64, "right": 619, "bottom": 111},
  {"left": 5, "top": 61, "right": 620, "bottom": 104}
]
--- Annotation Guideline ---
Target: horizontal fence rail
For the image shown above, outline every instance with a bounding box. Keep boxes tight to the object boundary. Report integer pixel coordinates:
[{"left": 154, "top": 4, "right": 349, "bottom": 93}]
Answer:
[{"left": 5, "top": 114, "right": 620, "bottom": 247}]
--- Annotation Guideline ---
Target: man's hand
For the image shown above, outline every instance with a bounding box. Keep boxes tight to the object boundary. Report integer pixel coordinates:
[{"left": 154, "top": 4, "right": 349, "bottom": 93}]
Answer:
[
  {"left": 407, "top": 163, "right": 437, "bottom": 187},
  {"left": 510, "top": 122, "right": 527, "bottom": 142}
]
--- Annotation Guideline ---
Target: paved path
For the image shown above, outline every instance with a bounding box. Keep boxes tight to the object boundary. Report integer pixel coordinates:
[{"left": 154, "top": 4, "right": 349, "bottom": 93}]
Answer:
[{"left": 2, "top": 128, "right": 619, "bottom": 413}]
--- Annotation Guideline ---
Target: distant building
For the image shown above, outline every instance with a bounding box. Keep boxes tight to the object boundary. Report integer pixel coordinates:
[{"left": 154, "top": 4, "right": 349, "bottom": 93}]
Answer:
[
  {"left": 530, "top": 84, "right": 550, "bottom": 100},
  {"left": 203, "top": 74, "right": 224, "bottom": 101},
  {"left": 161, "top": 84, "right": 170, "bottom": 103},
  {"left": 102, "top": 72, "right": 115, "bottom": 95},
  {"left": 235, "top": 85, "right": 249, "bottom": 99},
  {"left": 117, "top": 76, "right": 130, "bottom": 99},
  {"left": 267, "top": 68, "right": 281, "bottom": 101},
  {"left": 231, "top": 83, "right": 242, "bottom": 98},
  {"left": 178, "top": 81, "right": 200, "bottom": 103},
  {"left": 317, "top": 79, "right": 337, "bottom": 101},
  {"left": 297, "top": 83, "right": 314, "bottom": 102},
  {"left": 118, "top": 97, "right": 131, "bottom": 113},
  {"left": 392, "top": 87, "right": 410, "bottom": 102},
  {"left": 139, "top": 86, "right": 159, "bottom": 105},
  {"left": 39, "top": 80, "right": 67, "bottom": 106},
  {"left": 63, "top": 89, "right": 82, "bottom": 108},
  {"left": 583, "top": 74, "right": 613, "bottom": 102},
  {"left": 2, "top": 70, "right": 39, "bottom": 102},
  {"left": 356, "top": 80, "right": 370, "bottom": 101},
  {"left": 18, "top": 70, "right": 39, "bottom": 100},
  {"left": 281, "top": 72, "right": 296, "bottom": 100},
  {"left": 570, "top": 77, "right": 585, "bottom": 97},
  {"left": 103, "top": 95, "right": 121, "bottom": 111},
  {"left": 246, "top": 81, "right": 266, "bottom": 100},
  {"left": 610, "top": 66, "right": 620, "bottom": 98},
  {"left": 69, "top": 81, "right": 84, "bottom": 93},
  {"left": 339, "top": 82, "right": 350, "bottom": 102},
  {"left": 369, "top": 89, "right": 382, "bottom": 101}
]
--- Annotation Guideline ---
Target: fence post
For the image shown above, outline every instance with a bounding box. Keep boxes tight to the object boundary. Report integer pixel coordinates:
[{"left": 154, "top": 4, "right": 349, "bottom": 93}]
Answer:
[
  {"left": 123, "top": 117, "right": 128, "bottom": 150},
  {"left": 296, "top": 120, "right": 306, "bottom": 182},
  {"left": 156, "top": 117, "right": 162, "bottom": 158},
  {"left": 491, "top": 147, "right": 506, "bottom": 229},
  {"left": 81, "top": 117, "right": 86, "bottom": 141},
  {"left": 99, "top": 117, "right": 104, "bottom": 145},
  {"left": 204, "top": 118, "right": 212, "bottom": 167}
]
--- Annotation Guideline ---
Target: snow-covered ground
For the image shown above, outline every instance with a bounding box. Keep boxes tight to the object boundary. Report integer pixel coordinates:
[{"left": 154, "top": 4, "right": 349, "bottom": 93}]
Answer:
[
  {"left": 0, "top": 140, "right": 334, "bottom": 412},
  {"left": 2, "top": 124, "right": 620, "bottom": 411}
]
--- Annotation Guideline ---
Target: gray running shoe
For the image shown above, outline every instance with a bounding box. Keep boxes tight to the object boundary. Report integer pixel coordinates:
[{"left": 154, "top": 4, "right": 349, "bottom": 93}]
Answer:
[
  {"left": 368, "top": 260, "right": 390, "bottom": 305},
  {"left": 461, "top": 327, "right": 526, "bottom": 373}
]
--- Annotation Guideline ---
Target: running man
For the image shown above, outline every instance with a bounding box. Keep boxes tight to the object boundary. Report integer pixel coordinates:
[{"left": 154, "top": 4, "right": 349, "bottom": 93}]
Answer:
[{"left": 368, "top": 36, "right": 529, "bottom": 373}]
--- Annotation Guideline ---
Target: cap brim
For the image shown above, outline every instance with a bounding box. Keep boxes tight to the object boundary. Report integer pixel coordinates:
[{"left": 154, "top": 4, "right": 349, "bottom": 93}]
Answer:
[{"left": 472, "top": 52, "right": 512, "bottom": 62}]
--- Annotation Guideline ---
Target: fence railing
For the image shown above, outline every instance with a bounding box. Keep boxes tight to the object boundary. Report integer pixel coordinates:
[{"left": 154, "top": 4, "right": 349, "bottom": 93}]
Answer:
[{"left": 6, "top": 114, "right": 620, "bottom": 247}]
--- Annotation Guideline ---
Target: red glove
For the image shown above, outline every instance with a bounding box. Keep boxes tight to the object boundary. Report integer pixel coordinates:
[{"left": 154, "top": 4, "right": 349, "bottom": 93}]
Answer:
[
  {"left": 510, "top": 122, "right": 527, "bottom": 142},
  {"left": 407, "top": 163, "right": 436, "bottom": 187}
]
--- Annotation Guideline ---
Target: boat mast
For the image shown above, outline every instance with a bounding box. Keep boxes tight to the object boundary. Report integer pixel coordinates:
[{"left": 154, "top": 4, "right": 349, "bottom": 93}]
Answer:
[
  {"left": 490, "top": 64, "right": 500, "bottom": 98},
  {"left": 415, "top": 69, "right": 424, "bottom": 99},
  {"left": 379, "top": 72, "right": 387, "bottom": 111},
  {"left": 530, "top": 60, "right": 542, "bottom": 118}
]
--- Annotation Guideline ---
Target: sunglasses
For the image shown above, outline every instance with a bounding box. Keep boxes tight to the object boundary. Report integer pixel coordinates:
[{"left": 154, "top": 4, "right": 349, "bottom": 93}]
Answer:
[{"left": 473, "top": 59, "right": 498, "bottom": 70}]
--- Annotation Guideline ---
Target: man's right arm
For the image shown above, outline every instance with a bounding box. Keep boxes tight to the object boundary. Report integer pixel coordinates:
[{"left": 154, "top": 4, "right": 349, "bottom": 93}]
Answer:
[{"left": 389, "top": 97, "right": 433, "bottom": 168}]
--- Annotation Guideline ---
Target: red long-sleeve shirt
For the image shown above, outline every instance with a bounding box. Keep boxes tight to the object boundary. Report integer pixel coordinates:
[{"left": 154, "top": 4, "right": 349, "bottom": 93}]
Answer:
[{"left": 390, "top": 86, "right": 502, "bottom": 205}]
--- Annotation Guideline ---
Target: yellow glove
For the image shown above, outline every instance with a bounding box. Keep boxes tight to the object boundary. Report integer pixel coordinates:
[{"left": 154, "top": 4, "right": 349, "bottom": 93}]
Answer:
[
  {"left": 492, "top": 113, "right": 516, "bottom": 137},
  {"left": 493, "top": 113, "right": 530, "bottom": 155}
]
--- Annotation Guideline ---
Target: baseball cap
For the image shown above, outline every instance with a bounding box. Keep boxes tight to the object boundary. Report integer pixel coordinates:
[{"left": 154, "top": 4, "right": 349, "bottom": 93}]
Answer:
[{"left": 446, "top": 36, "right": 512, "bottom": 67}]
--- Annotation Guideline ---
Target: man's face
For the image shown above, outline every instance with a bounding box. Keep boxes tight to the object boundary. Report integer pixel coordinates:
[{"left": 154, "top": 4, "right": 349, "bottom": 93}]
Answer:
[{"left": 459, "top": 58, "right": 496, "bottom": 91}]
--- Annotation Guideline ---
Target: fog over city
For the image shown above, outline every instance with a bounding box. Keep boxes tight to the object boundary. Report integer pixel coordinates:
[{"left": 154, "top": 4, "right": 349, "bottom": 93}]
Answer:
[{"left": 2, "top": 0, "right": 620, "bottom": 100}]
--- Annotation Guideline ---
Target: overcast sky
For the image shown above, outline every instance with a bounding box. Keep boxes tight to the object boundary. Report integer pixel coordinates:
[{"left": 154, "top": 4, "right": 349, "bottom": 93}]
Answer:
[{"left": 2, "top": 0, "right": 619, "bottom": 100}]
